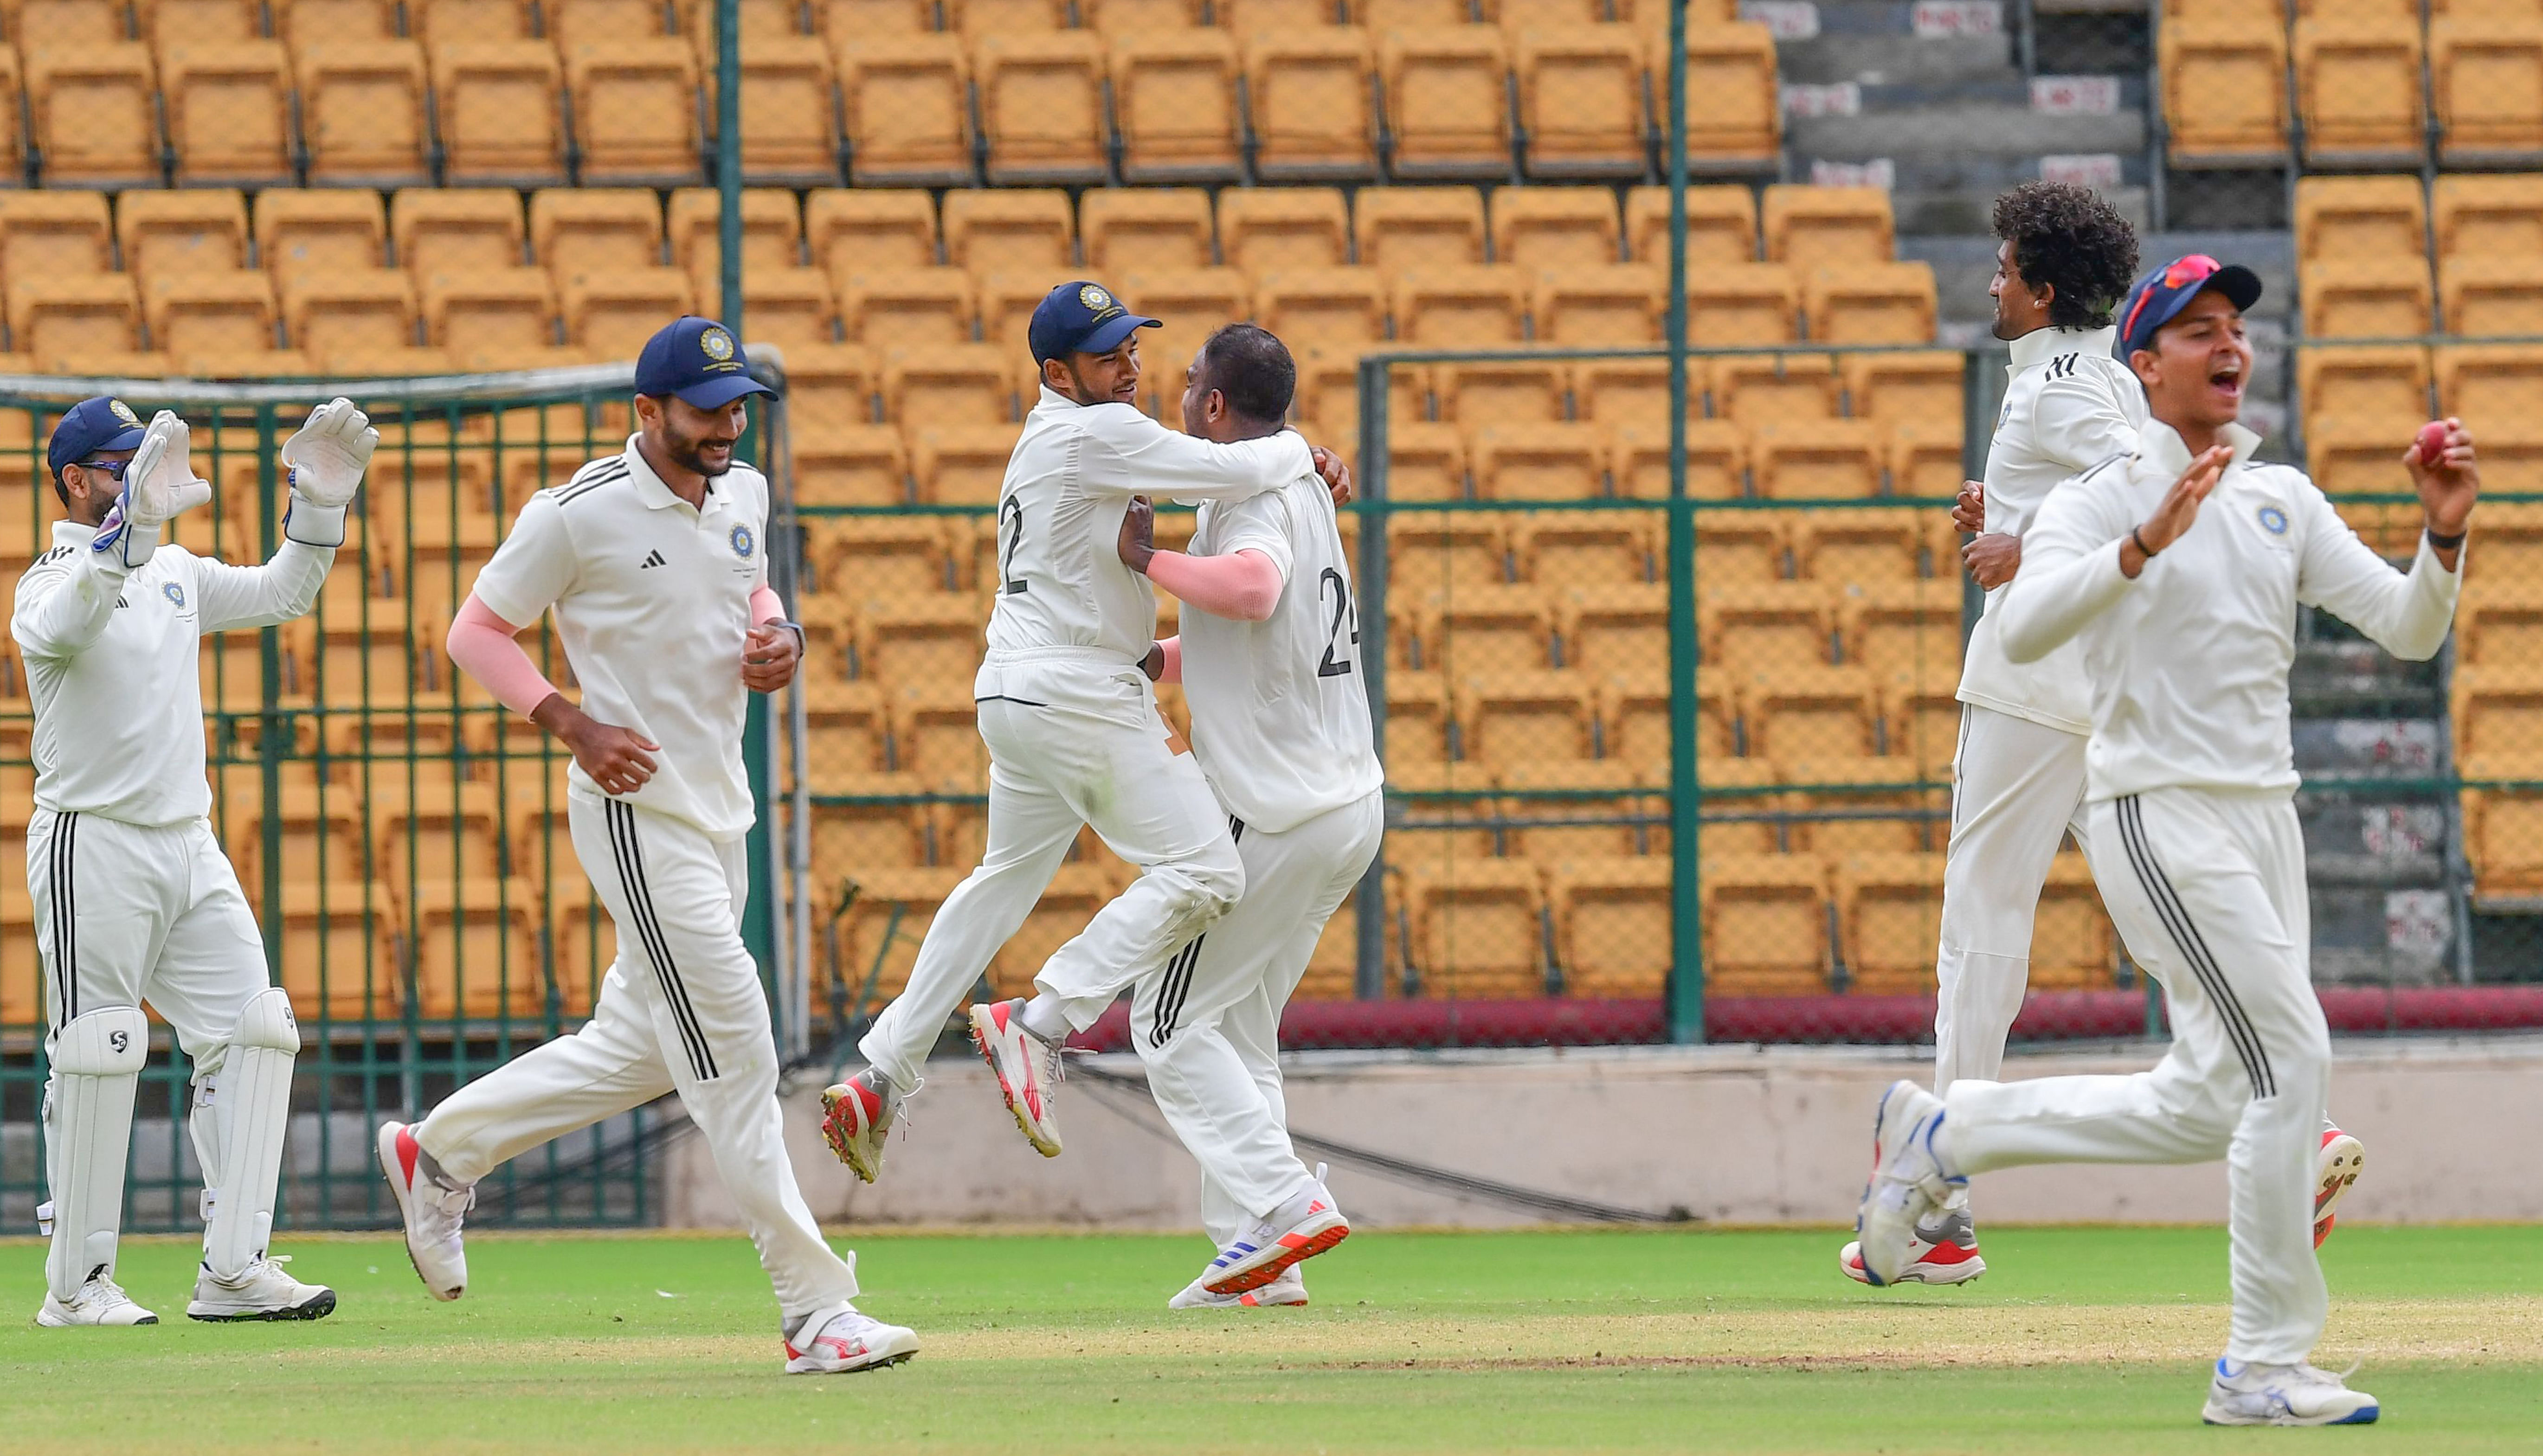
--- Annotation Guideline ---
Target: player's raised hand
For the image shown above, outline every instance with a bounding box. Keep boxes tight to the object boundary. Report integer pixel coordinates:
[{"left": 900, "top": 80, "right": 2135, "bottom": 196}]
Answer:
[
  {"left": 282, "top": 397, "right": 378, "bottom": 507},
  {"left": 2403, "top": 417, "right": 2478, "bottom": 537},
  {"left": 1310, "top": 445, "right": 1352, "bottom": 507},
  {"left": 742, "top": 621, "right": 802, "bottom": 693},
  {"left": 1953, "top": 479, "right": 1986, "bottom": 534},
  {"left": 2132, "top": 444, "right": 2231, "bottom": 559},
  {"left": 125, "top": 409, "right": 214, "bottom": 527},
  {"left": 1118, "top": 494, "right": 1157, "bottom": 574}
]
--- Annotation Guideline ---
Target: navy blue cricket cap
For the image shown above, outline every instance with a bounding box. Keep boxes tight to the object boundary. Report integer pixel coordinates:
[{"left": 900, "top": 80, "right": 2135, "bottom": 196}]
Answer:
[
  {"left": 634, "top": 315, "right": 777, "bottom": 409},
  {"left": 2118, "top": 254, "right": 2264, "bottom": 357},
  {"left": 47, "top": 395, "right": 148, "bottom": 479},
  {"left": 1028, "top": 281, "right": 1161, "bottom": 366}
]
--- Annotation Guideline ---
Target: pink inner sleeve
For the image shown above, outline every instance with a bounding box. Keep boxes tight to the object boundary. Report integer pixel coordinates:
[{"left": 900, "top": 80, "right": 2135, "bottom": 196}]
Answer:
[
  {"left": 751, "top": 584, "right": 785, "bottom": 625},
  {"left": 1157, "top": 635, "right": 1182, "bottom": 684},
  {"left": 1146, "top": 548, "right": 1282, "bottom": 622},
  {"left": 446, "top": 594, "right": 561, "bottom": 718}
]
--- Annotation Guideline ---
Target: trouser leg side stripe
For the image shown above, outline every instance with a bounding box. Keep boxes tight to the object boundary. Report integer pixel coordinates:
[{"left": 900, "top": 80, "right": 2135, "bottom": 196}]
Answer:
[
  {"left": 2116, "top": 796, "right": 2275, "bottom": 1098},
  {"left": 606, "top": 802, "right": 716, "bottom": 1081}
]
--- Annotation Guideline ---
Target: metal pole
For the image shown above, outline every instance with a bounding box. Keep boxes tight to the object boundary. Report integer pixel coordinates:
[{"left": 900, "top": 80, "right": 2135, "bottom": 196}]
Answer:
[
  {"left": 1663, "top": 0, "right": 1702, "bottom": 1045},
  {"left": 1352, "top": 357, "right": 1391, "bottom": 1001}
]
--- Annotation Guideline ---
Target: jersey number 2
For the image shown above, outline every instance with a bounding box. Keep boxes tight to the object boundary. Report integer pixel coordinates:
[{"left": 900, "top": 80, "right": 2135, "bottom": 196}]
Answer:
[
  {"left": 1317, "top": 567, "right": 1357, "bottom": 678},
  {"left": 998, "top": 498, "right": 1029, "bottom": 595}
]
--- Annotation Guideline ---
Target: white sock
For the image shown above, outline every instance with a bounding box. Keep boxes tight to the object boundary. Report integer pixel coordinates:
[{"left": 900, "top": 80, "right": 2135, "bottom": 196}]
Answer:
[{"left": 1018, "top": 995, "right": 1072, "bottom": 1044}]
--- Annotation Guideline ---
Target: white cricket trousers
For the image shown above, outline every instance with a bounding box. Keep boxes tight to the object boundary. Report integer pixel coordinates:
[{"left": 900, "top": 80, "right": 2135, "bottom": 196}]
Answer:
[
  {"left": 858, "top": 649, "right": 1244, "bottom": 1092},
  {"left": 415, "top": 795, "right": 859, "bottom": 1321},
  {"left": 1935, "top": 704, "right": 2094, "bottom": 1091},
  {"left": 1945, "top": 786, "right": 2331, "bottom": 1366},
  {"left": 1131, "top": 789, "right": 1383, "bottom": 1243}
]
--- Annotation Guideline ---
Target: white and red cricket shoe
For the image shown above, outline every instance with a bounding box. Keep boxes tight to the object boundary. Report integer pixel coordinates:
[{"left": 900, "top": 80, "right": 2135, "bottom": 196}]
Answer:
[
  {"left": 1171, "top": 1266, "right": 1307, "bottom": 1309},
  {"left": 2315, "top": 1125, "right": 2365, "bottom": 1249},
  {"left": 1839, "top": 1202, "right": 1985, "bottom": 1286},
  {"left": 1201, "top": 1178, "right": 1351, "bottom": 1296},
  {"left": 375, "top": 1121, "right": 472, "bottom": 1302},
  {"left": 783, "top": 1303, "right": 920, "bottom": 1375},
  {"left": 968, "top": 999, "right": 1064, "bottom": 1157},
  {"left": 819, "top": 1070, "right": 897, "bottom": 1184}
]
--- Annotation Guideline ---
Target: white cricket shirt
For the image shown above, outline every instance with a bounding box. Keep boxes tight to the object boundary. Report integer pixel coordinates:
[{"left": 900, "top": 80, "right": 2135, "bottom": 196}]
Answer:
[
  {"left": 1957, "top": 324, "right": 2148, "bottom": 735},
  {"left": 981, "top": 386, "right": 1315, "bottom": 680},
  {"left": 1996, "top": 419, "right": 2460, "bottom": 803},
  {"left": 1179, "top": 474, "right": 1384, "bottom": 834},
  {"left": 470, "top": 437, "right": 769, "bottom": 840},
  {"left": 13, "top": 522, "right": 333, "bottom": 825}
]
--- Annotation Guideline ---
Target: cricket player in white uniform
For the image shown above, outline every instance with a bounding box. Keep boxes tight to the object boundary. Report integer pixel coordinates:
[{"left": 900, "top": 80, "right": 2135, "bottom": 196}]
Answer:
[
  {"left": 1855, "top": 258, "right": 2473, "bottom": 1426},
  {"left": 19, "top": 393, "right": 373, "bottom": 1325},
  {"left": 1843, "top": 189, "right": 2363, "bottom": 1286},
  {"left": 373, "top": 317, "right": 918, "bottom": 1376},
  {"left": 818, "top": 282, "right": 1347, "bottom": 1180},
  {"left": 1112, "top": 324, "right": 1382, "bottom": 1309}
]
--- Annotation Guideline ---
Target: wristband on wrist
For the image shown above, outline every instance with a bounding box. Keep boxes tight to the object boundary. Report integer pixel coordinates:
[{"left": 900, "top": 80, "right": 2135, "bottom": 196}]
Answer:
[
  {"left": 2427, "top": 525, "right": 2467, "bottom": 551},
  {"left": 2130, "top": 526, "right": 2158, "bottom": 559}
]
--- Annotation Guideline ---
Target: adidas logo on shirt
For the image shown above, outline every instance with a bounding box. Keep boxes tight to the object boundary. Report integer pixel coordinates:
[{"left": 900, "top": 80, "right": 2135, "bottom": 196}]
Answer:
[{"left": 638, "top": 550, "right": 667, "bottom": 569}]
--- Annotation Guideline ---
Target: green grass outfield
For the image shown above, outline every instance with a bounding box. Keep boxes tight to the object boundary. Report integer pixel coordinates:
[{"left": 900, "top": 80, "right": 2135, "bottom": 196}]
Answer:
[{"left": 3, "top": 1226, "right": 2540, "bottom": 1455}]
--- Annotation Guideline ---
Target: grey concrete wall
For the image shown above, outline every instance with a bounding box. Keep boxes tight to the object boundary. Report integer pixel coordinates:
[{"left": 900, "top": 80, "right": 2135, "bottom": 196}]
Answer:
[{"left": 662, "top": 1037, "right": 2543, "bottom": 1231}]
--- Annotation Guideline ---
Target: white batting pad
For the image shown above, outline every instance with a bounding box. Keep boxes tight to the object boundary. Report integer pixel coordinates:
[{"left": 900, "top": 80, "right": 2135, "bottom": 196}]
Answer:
[
  {"left": 43, "top": 1005, "right": 147, "bottom": 1300},
  {"left": 198, "top": 988, "right": 299, "bottom": 1279}
]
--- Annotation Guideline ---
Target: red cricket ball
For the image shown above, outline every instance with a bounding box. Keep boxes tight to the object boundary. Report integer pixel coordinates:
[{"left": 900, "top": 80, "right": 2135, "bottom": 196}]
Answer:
[{"left": 2416, "top": 420, "right": 2450, "bottom": 466}]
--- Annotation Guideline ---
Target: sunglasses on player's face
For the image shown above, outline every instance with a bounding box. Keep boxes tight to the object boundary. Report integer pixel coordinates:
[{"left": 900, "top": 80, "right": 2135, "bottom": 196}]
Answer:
[{"left": 74, "top": 456, "right": 134, "bottom": 480}]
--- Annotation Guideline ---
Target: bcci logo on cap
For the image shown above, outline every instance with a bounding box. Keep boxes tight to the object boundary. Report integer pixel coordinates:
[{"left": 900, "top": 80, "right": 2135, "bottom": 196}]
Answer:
[
  {"left": 1079, "top": 283, "right": 1123, "bottom": 322},
  {"left": 109, "top": 399, "right": 139, "bottom": 426},
  {"left": 701, "top": 327, "right": 735, "bottom": 363}
]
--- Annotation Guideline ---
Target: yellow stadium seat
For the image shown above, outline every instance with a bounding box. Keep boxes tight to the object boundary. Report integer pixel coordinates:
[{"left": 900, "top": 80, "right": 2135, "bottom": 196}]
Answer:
[
  {"left": 1571, "top": 355, "right": 1672, "bottom": 426},
  {"left": 2306, "top": 416, "right": 2417, "bottom": 496},
  {"left": 531, "top": 188, "right": 664, "bottom": 277},
  {"left": 1888, "top": 419, "right": 1965, "bottom": 500},
  {"left": 1388, "top": 513, "right": 1507, "bottom": 596},
  {"left": 2443, "top": 255, "right": 2543, "bottom": 335},
  {"left": 809, "top": 771, "right": 927, "bottom": 869},
  {"left": 1784, "top": 757, "right": 1932, "bottom": 859},
  {"left": 1109, "top": 31, "right": 1243, "bottom": 183},
  {"left": 1223, "top": 0, "right": 1339, "bottom": 32},
  {"left": 1514, "top": 24, "right": 1648, "bottom": 178},
  {"left": 945, "top": 0, "right": 1065, "bottom": 31},
  {"left": 26, "top": 45, "right": 159, "bottom": 184},
  {"left": 2024, "top": 851, "right": 2116, "bottom": 988},
  {"left": 834, "top": 267, "right": 972, "bottom": 345},
  {"left": 666, "top": 185, "right": 802, "bottom": 281},
  {"left": 431, "top": 41, "right": 568, "bottom": 184},
  {"left": 1746, "top": 663, "right": 1878, "bottom": 764},
  {"left": 1493, "top": 186, "right": 1620, "bottom": 269},
  {"left": 273, "top": 883, "right": 400, "bottom": 1022},
  {"left": 1651, "top": 22, "right": 1778, "bottom": 167},
  {"left": 807, "top": 189, "right": 939, "bottom": 276},
  {"left": 1085, "top": 0, "right": 1200, "bottom": 29},
  {"left": 991, "top": 859, "right": 1121, "bottom": 997},
  {"left": 974, "top": 32, "right": 1108, "bottom": 185},
  {"left": 911, "top": 423, "right": 1018, "bottom": 504},
  {"left": 0, "top": 192, "right": 110, "bottom": 281},
  {"left": 119, "top": 189, "right": 247, "bottom": 286},
  {"left": 1436, "top": 356, "right": 1567, "bottom": 423},
  {"left": 1255, "top": 265, "right": 1390, "bottom": 349},
  {"left": 785, "top": 340, "right": 880, "bottom": 430},
  {"left": 1609, "top": 418, "right": 1746, "bottom": 499},
  {"left": 393, "top": 190, "right": 526, "bottom": 281},
  {"left": 1838, "top": 577, "right": 1960, "bottom": 683},
  {"left": 548, "top": 0, "right": 670, "bottom": 47},
  {"left": 835, "top": 865, "right": 966, "bottom": 1003},
  {"left": 1243, "top": 30, "right": 1380, "bottom": 180},
  {"left": 1117, "top": 266, "right": 1248, "bottom": 376},
  {"left": 420, "top": 268, "right": 556, "bottom": 367},
  {"left": 1391, "top": 263, "right": 1528, "bottom": 345},
  {"left": 373, "top": 783, "right": 507, "bottom": 889},
  {"left": 2295, "top": 16, "right": 2427, "bottom": 166},
  {"left": 962, "top": 271, "right": 1053, "bottom": 355},
  {"left": 1419, "top": 584, "right": 1555, "bottom": 675},
  {"left": 406, "top": 879, "right": 544, "bottom": 1019},
  {"left": 2433, "top": 18, "right": 2543, "bottom": 164},
  {"left": 1841, "top": 350, "right": 1962, "bottom": 426},
  {"left": 1627, "top": 182, "right": 1756, "bottom": 265},
  {"left": 11, "top": 0, "right": 130, "bottom": 42},
  {"left": 296, "top": 41, "right": 431, "bottom": 183},
  {"left": 1710, "top": 352, "right": 1839, "bottom": 423},
  {"left": 256, "top": 190, "right": 390, "bottom": 298},
  {"left": 1471, "top": 421, "right": 1605, "bottom": 500},
  {"left": 1835, "top": 851, "right": 1946, "bottom": 993},
  {"left": 2160, "top": 20, "right": 2290, "bottom": 163},
  {"left": 1549, "top": 855, "right": 1671, "bottom": 997},
  {"left": 795, "top": 423, "right": 907, "bottom": 505},
  {"left": 2457, "top": 584, "right": 2543, "bottom": 667},
  {"left": 883, "top": 685, "right": 988, "bottom": 785},
  {"left": 2301, "top": 344, "right": 2431, "bottom": 430},
  {"left": 1878, "top": 671, "right": 1960, "bottom": 777},
  {"left": 1687, "top": 262, "right": 1798, "bottom": 344},
  {"left": 410, "top": 0, "right": 536, "bottom": 41},
  {"left": 1218, "top": 187, "right": 1349, "bottom": 271},
  {"left": 942, "top": 189, "right": 1075, "bottom": 278},
  {"left": 143, "top": 270, "right": 276, "bottom": 365},
  {"left": 2295, "top": 175, "right": 2427, "bottom": 265},
  {"left": 567, "top": 39, "right": 704, "bottom": 183},
  {"left": 1694, "top": 756, "right": 1777, "bottom": 858},
  {"left": 2299, "top": 257, "right": 2434, "bottom": 338},
  {"left": 0, "top": 54, "right": 23, "bottom": 183},
  {"left": 813, "top": 517, "right": 955, "bottom": 599},
  {"left": 1805, "top": 262, "right": 1938, "bottom": 344},
  {"left": 1377, "top": 421, "right": 1466, "bottom": 502},
  {"left": 2435, "top": 173, "right": 2543, "bottom": 266},
  {"left": 1082, "top": 188, "right": 1216, "bottom": 274},
  {"left": 835, "top": 35, "right": 974, "bottom": 186},
  {"left": 1498, "top": 0, "right": 1613, "bottom": 27},
  {"left": 1354, "top": 186, "right": 1486, "bottom": 271},
  {"left": 712, "top": 39, "right": 841, "bottom": 181},
  {"left": 1533, "top": 263, "right": 1662, "bottom": 345},
  {"left": 2456, "top": 664, "right": 2543, "bottom": 757},
  {"left": 9, "top": 274, "right": 139, "bottom": 364},
  {"left": 813, "top": 0, "right": 933, "bottom": 32},
  {"left": 1457, "top": 668, "right": 1595, "bottom": 768},
  {"left": 1701, "top": 580, "right": 1830, "bottom": 676},
  {"left": 1690, "top": 512, "right": 1785, "bottom": 584},
  {"left": 1402, "top": 859, "right": 1547, "bottom": 1001},
  {"left": 1597, "top": 668, "right": 1698, "bottom": 770},
  {"left": 1700, "top": 853, "right": 1828, "bottom": 997},
  {"left": 559, "top": 265, "right": 694, "bottom": 359},
  {"left": 2440, "top": 342, "right": 2543, "bottom": 426},
  {"left": 1751, "top": 417, "right": 1885, "bottom": 499},
  {"left": 1379, "top": 27, "right": 1511, "bottom": 179},
  {"left": 678, "top": 0, "right": 801, "bottom": 49},
  {"left": 273, "top": 0, "right": 399, "bottom": 42},
  {"left": 158, "top": 40, "right": 291, "bottom": 184},
  {"left": 1792, "top": 508, "right": 1922, "bottom": 584},
  {"left": 884, "top": 342, "right": 1014, "bottom": 426},
  {"left": 1381, "top": 672, "right": 1452, "bottom": 765},
  {"left": 1506, "top": 759, "right": 1655, "bottom": 864},
  {"left": 1514, "top": 508, "right": 1654, "bottom": 586},
  {"left": 1762, "top": 184, "right": 1893, "bottom": 268},
  {"left": 1557, "top": 580, "right": 1667, "bottom": 679},
  {"left": 2462, "top": 758, "right": 2543, "bottom": 899}
]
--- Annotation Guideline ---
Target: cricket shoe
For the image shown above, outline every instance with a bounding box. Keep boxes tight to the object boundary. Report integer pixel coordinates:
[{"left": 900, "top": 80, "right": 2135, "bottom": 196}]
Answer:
[
  {"left": 1838, "top": 1203, "right": 1985, "bottom": 1286},
  {"left": 2315, "top": 1126, "right": 2364, "bottom": 1249},
  {"left": 376, "top": 1121, "right": 472, "bottom": 1302},
  {"left": 1854, "top": 1080, "right": 1964, "bottom": 1289},
  {"left": 2202, "top": 1359, "right": 2380, "bottom": 1426},
  {"left": 1202, "top": 1175, "right": 1350, "bottom": 1296},
  {"left": 819, "top": 1070, "right": 900, "bottom": 1184},
  {"left": 34, "top": 1270, "right": 157, "bottom": 1327},
  {"left": 968, "top": 999, "right": 1063, "bottom": 1157},
  {"left": 783, "top": 1303, "right": 920, "bottom": 1375},
  {"left": 187, "top": 1256, "right": 336, "bottom": 1321},
  {"left": 1171, "top": 1266, "right": 1307, "bottom": 1309}
]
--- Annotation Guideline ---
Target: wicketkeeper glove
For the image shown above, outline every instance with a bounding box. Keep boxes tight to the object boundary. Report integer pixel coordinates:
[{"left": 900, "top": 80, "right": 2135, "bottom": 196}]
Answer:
[
  {"left": 92, "top": 410, "right": 213, "bottom": 570},
  {"left": 279, "top": 397, "right": 377, "bottom": 548}
]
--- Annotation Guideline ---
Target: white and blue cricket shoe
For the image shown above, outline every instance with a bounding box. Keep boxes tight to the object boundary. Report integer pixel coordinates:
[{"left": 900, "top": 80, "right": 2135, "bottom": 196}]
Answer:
[
  {"left": 1853, "top": 1080, "right": 1964, "bottom": 1288},
  {"left": 2202, "top": 1359, "right": 2380, "bottom": 1426}
]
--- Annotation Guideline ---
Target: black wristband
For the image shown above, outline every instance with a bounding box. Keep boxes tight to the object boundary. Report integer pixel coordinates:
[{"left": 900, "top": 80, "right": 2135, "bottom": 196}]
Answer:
[
  {"left": 2130, "top": 526, "right": 2157, "bottom": 559},
  {"left": 2427, "top": 526, "right": 2466, "bottom": 551}
]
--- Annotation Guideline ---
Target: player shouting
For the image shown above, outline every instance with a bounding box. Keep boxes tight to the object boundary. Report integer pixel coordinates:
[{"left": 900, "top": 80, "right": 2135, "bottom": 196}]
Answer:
[
  {"left": 1854, "top": 257, "right": 2473, "bottom": 1426},
  {"left": 376, "top": 317, "right": 917, "bottom": 1376},
  {"left": 820, "top": 283, "right": 1347, "bottom": 1178},
  {"left": 1113, "top": 325, "right": 1379, "bottom": 1309},
  {"left": 19, "top": 394, "right": 372, "bottom": 1325}
]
